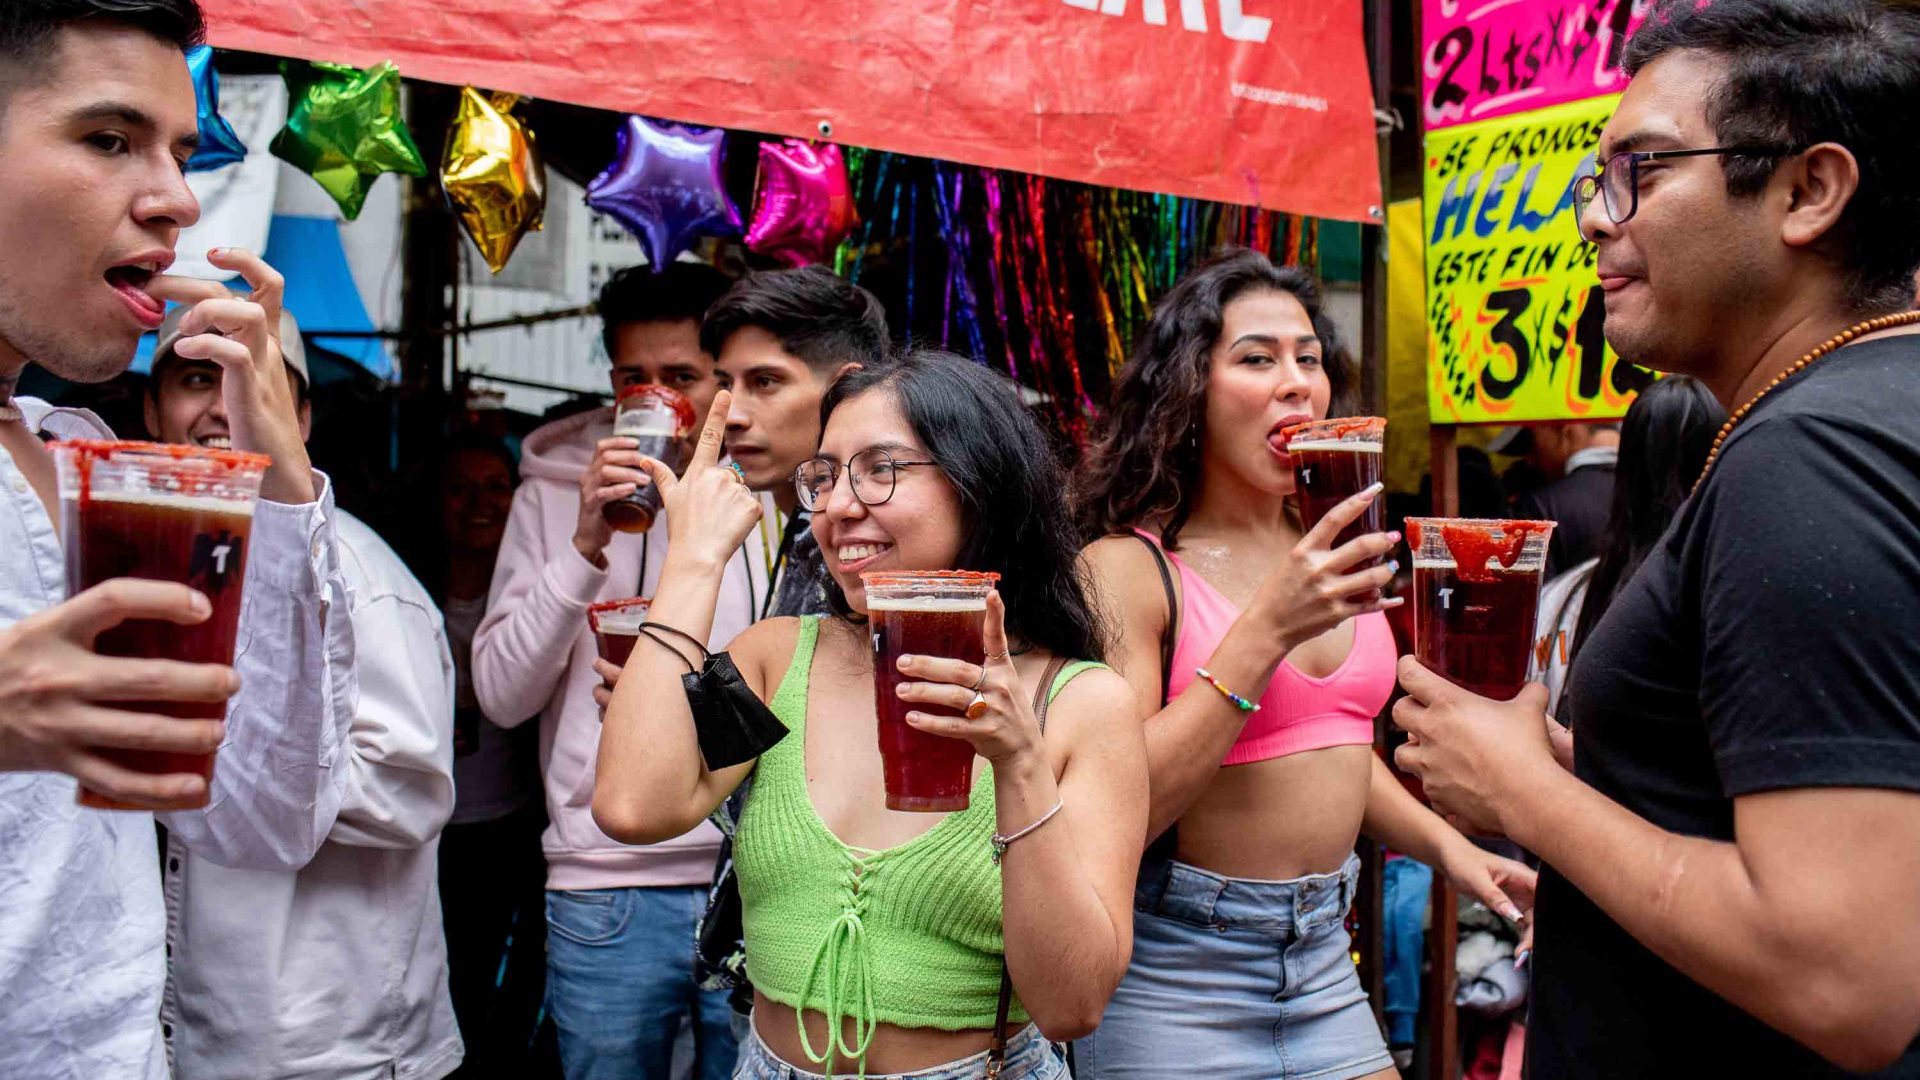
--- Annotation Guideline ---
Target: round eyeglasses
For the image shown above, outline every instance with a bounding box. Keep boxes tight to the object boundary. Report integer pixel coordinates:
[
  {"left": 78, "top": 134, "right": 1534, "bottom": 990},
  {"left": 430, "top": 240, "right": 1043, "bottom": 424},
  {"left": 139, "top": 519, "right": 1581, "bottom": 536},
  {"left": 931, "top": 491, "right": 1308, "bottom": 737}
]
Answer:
[
  {"left": 1571, "top": 145, "right": 1796, "bottom": 231},
  {"left": 792, "top": 448, "right": 940, "bottom": 513}
]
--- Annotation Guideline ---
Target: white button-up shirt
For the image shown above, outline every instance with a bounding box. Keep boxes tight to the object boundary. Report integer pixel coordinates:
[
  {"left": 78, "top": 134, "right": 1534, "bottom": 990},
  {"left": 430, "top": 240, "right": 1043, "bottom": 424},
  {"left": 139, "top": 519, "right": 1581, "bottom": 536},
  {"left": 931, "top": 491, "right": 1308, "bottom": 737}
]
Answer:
[
  {"left": 0, "top": 400, "right": 357, "bottom": 1080},
  {"left": 162, "top": 509, "right": 463, "bottom": 1080}
]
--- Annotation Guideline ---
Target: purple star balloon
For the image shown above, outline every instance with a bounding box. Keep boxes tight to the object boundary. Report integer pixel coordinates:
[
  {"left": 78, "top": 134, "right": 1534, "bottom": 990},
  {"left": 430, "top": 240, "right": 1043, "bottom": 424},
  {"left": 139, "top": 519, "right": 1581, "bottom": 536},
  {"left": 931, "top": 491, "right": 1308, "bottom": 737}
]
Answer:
[
  {"left": 586, "top": 116, "right": 741, "bottom": 270},
  {"left": 744, "top": 140, "right": 857, "bottom": 267}
]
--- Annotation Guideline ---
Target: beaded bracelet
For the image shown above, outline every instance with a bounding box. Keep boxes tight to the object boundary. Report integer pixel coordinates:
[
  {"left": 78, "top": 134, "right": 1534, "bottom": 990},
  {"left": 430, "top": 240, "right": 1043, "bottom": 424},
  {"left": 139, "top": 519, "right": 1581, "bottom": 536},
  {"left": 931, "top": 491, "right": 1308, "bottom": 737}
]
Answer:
[{"left": 1195, "top": 667, "right": 1260, "bottom": 713}]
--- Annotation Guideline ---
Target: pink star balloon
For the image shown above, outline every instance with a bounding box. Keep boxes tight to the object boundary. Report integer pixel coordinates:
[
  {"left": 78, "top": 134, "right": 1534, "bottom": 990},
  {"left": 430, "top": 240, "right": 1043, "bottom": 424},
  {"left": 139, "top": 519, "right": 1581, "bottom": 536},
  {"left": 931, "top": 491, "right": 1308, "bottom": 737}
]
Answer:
[{"left": 744, "top": 140, "right": 858, "bottom": 267}]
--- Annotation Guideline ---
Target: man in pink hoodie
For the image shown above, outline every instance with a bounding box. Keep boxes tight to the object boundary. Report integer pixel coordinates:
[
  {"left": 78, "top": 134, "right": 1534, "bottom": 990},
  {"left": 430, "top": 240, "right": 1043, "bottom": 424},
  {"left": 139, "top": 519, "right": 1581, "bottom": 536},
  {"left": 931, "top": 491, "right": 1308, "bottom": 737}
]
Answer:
[{"left": 473, "top": 263, "right": 773, "bottom": 1079}]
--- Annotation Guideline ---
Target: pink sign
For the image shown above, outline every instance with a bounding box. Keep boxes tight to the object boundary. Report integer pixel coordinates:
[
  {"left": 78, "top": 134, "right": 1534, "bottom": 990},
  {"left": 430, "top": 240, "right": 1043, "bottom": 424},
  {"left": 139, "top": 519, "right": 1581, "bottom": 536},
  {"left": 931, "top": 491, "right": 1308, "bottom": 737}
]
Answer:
[{"left": 1422, "top": 0, "right": 1649, "bottom": 130}]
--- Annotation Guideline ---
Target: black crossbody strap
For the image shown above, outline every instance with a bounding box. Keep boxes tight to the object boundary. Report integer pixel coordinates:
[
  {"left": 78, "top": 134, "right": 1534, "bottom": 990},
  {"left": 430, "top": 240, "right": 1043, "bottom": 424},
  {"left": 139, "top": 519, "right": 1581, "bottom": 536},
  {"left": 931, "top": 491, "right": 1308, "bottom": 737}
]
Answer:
[
  {"left": 986, "top": 655, "right": 1070, "bottom": 1076},
  {"left": 1130, "top": 532, "right": 1178, "bottom": 700}
]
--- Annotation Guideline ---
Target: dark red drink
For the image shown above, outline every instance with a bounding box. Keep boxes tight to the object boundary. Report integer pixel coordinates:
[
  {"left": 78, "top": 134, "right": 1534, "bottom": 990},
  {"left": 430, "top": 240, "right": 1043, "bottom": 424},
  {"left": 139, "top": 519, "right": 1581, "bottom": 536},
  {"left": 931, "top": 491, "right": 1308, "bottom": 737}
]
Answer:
[
  {"left": 1284, "top": 417, "right": 1386, "bottom": 566},
  {"left": 54, "top": 441, "right": 267, "bottom": 810},
  {"left": 604, "top": 386, "right": 694, "bottom": 535},
  {"left": 1412, "top": 566, "right": 1546, "bottom": 700},
  {"left": 589, "top": 598, "right": 651, "bottom": 669},
  {"left": 863, "top": 571, "right": 999, "bottom": 812},
  {"left": 1407, "top": 518, "right": 1555, "bottom": 701}
]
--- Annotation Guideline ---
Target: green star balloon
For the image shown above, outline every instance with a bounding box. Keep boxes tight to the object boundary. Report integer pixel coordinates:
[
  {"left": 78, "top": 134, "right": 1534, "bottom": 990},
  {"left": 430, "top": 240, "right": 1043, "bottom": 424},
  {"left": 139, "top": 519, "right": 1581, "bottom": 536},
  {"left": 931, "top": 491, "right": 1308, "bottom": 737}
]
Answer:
[{"left": 271, "top": 60, "right": 427, "bottom": 220}]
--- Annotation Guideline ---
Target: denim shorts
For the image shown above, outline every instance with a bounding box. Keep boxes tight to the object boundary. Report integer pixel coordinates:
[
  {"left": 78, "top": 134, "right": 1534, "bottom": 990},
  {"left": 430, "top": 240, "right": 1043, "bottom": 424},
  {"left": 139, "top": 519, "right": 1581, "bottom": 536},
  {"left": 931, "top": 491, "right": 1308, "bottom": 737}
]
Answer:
[
  {"left": 1074, "top": 855, "right": 1394, "bottom": 1080},
  {"left": 732, "top": 1019, "right": 1069, "bottom": 1080}
]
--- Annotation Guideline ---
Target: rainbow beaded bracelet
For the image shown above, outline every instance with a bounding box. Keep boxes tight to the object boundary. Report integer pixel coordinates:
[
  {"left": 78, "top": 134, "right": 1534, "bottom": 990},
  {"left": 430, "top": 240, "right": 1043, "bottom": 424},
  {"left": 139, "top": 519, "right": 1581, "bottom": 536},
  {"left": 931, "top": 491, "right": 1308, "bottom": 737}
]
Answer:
[{"left": 1195, "top": 667, "right": 1260, "bottom": 713}]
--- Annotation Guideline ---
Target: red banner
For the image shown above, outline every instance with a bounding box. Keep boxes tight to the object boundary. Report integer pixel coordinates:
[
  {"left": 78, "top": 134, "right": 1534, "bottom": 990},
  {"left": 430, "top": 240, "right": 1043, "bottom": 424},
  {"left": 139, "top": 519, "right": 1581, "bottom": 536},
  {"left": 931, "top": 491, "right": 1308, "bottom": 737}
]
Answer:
[{"left": 200, "top": 0, "right": 1381, "bottom": 222}]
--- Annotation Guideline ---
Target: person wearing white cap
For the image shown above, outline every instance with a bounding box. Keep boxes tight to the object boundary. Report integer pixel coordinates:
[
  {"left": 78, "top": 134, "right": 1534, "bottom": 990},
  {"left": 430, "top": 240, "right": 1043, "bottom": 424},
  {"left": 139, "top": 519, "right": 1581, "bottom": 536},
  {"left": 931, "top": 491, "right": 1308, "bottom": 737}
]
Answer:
[{"left": 144, "top": 306, "right": 465, "bottom": 1080}]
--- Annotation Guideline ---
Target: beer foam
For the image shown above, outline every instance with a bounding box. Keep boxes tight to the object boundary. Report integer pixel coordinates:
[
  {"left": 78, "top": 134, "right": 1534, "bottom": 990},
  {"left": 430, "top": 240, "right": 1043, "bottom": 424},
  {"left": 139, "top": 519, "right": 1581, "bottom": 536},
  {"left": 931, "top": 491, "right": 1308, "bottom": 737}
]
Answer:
[
  {"left": 613, "top": 411, "right": 678, "bottom": 438},
  {"left": 1285, "top": 439, "right": 1383, "bottom": 453},
  {"left": 865, "top": 595, "right": 990, "bottom": 613},
  {"left": 76, "top": 488, "right": 257, "bottom": 517},
  {"left": 1410, "top": 557, "right": 1536, "bottom": 572},
  {"left": 594, "top": 611, "right": 648, "bottom": 632}
]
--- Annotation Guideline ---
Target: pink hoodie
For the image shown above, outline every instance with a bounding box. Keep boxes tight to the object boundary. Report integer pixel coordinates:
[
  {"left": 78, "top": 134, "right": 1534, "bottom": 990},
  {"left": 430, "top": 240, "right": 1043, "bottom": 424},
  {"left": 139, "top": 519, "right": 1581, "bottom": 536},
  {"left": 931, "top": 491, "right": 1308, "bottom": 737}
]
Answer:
[{"left": 473, "top": 408, "right": 776, "bottom": 891}]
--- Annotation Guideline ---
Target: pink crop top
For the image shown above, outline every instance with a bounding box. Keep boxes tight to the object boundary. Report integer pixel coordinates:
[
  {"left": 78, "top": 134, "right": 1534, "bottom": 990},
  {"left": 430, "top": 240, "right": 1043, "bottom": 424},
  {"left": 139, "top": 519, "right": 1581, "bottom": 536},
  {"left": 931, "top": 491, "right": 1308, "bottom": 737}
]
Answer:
[{"left": 1134, "top": 529, "right": 1396, "bottom": 765}]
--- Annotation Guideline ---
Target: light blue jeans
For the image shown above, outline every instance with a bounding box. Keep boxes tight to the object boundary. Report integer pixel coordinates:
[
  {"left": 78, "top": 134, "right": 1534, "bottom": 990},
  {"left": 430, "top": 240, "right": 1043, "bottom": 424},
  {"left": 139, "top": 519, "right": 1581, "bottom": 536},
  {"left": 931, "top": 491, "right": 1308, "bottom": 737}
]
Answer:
[
  {"left": 1075, "top": 855, "right": 1394, "bottom": 1080},
  {"left": 732, "top": 1020, "right": 1068, "bottom": 1080},
  {"left": 547, "top": 886, "right": 740, "bottom": 1080}
]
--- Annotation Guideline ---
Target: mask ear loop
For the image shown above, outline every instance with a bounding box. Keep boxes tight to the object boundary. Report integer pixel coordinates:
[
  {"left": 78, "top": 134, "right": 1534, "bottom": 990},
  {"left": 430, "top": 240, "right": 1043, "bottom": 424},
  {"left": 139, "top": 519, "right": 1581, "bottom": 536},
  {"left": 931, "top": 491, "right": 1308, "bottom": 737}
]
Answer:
[{"left": 635, "top": 622, "right": 707, "bottom": 673}]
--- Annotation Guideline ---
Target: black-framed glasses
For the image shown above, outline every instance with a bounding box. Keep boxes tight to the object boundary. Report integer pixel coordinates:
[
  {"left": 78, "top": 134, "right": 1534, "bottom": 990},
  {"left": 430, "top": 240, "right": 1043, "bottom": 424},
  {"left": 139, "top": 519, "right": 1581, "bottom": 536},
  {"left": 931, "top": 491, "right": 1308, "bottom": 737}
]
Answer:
[
  {"left": 792, "top": 448, "right": 939, "bottom": 512},
  {"left": 1572, "top": 145, "right": 1797, "bottom": 228}
]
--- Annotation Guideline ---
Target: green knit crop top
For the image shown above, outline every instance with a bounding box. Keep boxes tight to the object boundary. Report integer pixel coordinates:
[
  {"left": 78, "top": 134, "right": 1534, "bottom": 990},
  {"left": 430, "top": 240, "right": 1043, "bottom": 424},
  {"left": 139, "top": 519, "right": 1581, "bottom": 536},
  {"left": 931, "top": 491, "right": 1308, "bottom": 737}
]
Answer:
[{"left": 735, "top": 616, "right": 1102, "bottom": 1074}]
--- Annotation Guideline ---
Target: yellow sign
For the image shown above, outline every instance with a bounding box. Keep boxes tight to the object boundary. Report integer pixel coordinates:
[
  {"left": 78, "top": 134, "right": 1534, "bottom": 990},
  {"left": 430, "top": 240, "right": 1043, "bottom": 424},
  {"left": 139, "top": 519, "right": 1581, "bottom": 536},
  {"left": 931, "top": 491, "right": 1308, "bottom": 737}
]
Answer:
[{"left": 1423, "top": 93, "right": 1653, "bottom": 424}]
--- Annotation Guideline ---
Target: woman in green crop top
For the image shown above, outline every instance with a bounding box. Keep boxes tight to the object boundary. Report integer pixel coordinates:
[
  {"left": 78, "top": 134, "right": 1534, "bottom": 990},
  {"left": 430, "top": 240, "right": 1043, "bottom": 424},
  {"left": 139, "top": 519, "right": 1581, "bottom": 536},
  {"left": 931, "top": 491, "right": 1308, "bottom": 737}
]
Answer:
[{"left": 594, "top": 350, "right": 1149, "bottom": 1079}]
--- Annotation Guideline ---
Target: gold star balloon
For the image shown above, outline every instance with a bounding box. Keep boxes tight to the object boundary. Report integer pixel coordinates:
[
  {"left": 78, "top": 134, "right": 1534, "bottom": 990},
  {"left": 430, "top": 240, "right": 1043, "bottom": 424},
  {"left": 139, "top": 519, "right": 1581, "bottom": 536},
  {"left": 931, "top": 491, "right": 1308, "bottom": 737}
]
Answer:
[
  {"left": 271, "top": 60, "right": 427, "bottom": 221},
  {"left": 443, "top": 88, "right": 546, "bottom": 273}
]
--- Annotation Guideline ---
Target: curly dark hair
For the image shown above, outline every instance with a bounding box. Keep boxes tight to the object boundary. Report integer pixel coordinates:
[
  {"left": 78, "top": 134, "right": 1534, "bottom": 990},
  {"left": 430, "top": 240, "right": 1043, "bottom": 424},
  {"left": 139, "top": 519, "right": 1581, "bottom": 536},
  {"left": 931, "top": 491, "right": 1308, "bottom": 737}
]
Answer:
[
  {"left": 1073, "top": 248, "right": 1356, "bottom": 551},
  {"left": 1624, "top": 0, "right": 1920, "bottom": 313},
  {"left": 818, "top": 349, "right": 1105, "bottom": 663}
]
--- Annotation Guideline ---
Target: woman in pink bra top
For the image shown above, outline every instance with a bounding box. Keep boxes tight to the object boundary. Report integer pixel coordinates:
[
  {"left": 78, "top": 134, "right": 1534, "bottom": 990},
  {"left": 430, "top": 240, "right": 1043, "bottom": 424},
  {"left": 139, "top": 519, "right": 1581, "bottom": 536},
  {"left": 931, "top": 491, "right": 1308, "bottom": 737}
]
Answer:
[{"left": 1071, "top": 250, "right": 1537, "bottom": 1080}]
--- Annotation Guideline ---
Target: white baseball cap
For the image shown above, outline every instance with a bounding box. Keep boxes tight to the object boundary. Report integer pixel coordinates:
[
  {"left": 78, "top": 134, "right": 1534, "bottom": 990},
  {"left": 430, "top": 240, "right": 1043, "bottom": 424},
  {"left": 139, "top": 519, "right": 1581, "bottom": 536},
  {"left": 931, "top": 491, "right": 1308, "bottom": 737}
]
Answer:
[{"left": 152, "top": 305, "right": 309, "bottom": 389}]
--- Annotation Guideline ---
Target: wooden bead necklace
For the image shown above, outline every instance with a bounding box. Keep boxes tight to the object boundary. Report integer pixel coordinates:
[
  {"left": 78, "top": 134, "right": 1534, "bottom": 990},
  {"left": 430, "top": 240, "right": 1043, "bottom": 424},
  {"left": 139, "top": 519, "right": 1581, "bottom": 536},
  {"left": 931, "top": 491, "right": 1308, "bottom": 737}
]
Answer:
[{"left": 1691, "top": 309, "right": 1920, "bottom": 496}]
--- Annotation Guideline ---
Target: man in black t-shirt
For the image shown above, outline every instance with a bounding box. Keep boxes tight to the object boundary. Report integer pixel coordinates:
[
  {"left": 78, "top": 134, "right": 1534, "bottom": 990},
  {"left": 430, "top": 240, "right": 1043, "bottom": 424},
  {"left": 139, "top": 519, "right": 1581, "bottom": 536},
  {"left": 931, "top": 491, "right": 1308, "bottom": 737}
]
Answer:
[{"left": 1392, "top": 1, "right": 1920, "bottom": 1076}]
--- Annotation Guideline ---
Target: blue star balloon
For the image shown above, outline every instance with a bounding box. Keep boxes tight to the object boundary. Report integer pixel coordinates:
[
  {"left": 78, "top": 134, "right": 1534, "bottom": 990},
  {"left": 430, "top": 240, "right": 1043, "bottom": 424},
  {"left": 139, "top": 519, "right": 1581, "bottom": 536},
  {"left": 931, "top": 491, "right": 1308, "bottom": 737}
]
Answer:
[
  {"left": 184, "top": 45, "right": 246, "bottom": 173},
  {"left": 585, "top": 116, "right": 741, "bottom": 270}
]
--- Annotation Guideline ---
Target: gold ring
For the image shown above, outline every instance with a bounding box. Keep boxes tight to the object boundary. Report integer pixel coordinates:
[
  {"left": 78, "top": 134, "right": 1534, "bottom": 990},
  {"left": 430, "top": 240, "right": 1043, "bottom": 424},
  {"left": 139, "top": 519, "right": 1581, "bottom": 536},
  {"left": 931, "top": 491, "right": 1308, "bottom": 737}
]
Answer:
[
  {"left": 966, "top": 692, "right": 990, "bottom": 721},
  {"left": 984, "top": 649, "right": 1009, "bottom": 663}
]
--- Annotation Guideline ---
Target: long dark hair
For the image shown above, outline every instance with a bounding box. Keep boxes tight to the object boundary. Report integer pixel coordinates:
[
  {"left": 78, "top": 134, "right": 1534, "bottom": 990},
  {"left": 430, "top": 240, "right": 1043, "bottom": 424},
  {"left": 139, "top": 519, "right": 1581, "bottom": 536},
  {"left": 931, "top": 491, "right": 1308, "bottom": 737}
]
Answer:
[
  {"left": 819, "top": 350, "right": 1105, "bottom": 663},
  {"left": 1568, "top": 376, "right": 1726, "bottom": 661},
  {"left": 1073, "top": 248, "right": 1357, "bottom": 550}
]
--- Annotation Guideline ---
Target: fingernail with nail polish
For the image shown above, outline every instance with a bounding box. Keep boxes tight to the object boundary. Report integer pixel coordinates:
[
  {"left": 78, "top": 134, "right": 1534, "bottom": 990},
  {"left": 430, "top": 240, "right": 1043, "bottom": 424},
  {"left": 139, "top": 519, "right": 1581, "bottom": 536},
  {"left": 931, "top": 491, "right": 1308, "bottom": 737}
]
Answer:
[
  {"left": 1387, "top": 560, "right": 1401, "bottom": 574},
  {"left": 1514, "top": 949, "right": 1531, "bottom": 968}
]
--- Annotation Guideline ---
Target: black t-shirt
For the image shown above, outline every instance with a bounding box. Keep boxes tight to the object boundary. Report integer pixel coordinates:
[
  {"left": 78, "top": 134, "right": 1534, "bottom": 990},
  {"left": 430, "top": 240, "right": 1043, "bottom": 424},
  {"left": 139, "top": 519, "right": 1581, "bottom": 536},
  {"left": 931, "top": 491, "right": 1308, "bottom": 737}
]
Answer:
[{"left": 1531, "top": 335, "right": 1920, "bottom": 1078}]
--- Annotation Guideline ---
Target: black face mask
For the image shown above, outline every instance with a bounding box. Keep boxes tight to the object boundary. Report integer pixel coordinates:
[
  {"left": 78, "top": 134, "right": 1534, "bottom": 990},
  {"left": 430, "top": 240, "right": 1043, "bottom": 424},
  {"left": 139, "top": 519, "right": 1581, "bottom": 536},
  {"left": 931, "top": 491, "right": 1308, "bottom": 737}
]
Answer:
[{"left": 633, "top": 623, "right": 788, "bottom": 770}]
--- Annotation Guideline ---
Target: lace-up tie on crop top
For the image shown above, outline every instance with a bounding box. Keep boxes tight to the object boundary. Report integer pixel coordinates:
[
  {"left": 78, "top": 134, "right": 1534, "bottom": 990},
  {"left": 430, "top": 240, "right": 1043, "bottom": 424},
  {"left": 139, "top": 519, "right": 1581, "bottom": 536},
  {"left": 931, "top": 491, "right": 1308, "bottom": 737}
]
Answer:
[{"left": 1135, "top": 529, "right": 1396, "bottom": 764}]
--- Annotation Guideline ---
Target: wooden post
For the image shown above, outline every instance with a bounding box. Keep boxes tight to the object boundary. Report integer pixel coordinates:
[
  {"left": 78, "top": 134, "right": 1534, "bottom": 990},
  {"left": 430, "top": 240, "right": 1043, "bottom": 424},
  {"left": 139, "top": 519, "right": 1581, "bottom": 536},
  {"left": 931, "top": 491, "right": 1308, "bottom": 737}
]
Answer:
[
  {"left": 1355, "top": 0, "right": 1395, "bottom": 1035},
  {"left": 1424, "top": 420, "right": 1461, "bottom": 1080}
]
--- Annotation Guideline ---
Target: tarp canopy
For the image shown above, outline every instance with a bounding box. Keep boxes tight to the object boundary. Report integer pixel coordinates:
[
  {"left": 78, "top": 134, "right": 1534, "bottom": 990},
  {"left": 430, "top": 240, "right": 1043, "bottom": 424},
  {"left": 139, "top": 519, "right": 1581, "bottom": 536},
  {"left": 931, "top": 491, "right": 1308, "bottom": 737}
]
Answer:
[{"left": 200, "top": 0, "right": 1383, "bottom": 222}]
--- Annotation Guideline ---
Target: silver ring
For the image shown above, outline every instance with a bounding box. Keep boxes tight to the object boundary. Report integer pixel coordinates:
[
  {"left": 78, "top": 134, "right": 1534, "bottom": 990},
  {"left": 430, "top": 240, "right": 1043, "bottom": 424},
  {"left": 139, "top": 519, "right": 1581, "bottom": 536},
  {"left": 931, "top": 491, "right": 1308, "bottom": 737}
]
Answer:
[{"left": 968, "top": 666, "right": 989, "bottom": 691}]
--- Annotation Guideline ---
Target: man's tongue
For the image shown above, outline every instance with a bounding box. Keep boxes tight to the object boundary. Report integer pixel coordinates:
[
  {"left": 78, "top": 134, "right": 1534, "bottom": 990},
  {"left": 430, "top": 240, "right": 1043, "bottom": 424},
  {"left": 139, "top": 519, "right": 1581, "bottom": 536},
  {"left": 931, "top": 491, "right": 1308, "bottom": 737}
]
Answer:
[{"left": 107, "top": 268, "right": 163, "bottom": 318}]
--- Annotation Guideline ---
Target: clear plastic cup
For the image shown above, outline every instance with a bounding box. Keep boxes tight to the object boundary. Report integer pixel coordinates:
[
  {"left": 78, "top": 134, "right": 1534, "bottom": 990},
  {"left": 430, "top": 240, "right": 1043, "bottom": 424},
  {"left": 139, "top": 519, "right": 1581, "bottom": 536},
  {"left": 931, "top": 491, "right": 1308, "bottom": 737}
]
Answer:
[
  {"left": 589, "top": 597, "right": 652, "bottom": 667},
  {"left": 1405, "top": 517, "right": 1556, "bottom": 701},
  {"left": 603, "top": 385, "right": 695, "bottom": 535},
  {"left": 862, "top": 570, "right": 1000, "bottom": 812},
  {"left": 1282, "top": 416, "right": 1387, "bottom": 562},
  {"left": 53, "top": 439, "right": 270, "bottom": 810}
]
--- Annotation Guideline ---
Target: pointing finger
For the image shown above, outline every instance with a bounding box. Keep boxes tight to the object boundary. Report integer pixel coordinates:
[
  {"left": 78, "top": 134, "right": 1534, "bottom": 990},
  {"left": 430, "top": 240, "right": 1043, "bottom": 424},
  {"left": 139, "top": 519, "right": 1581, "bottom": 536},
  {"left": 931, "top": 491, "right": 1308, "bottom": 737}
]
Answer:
[{"left": 686, "top": 389, "right": 732, "bottom": 475}]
